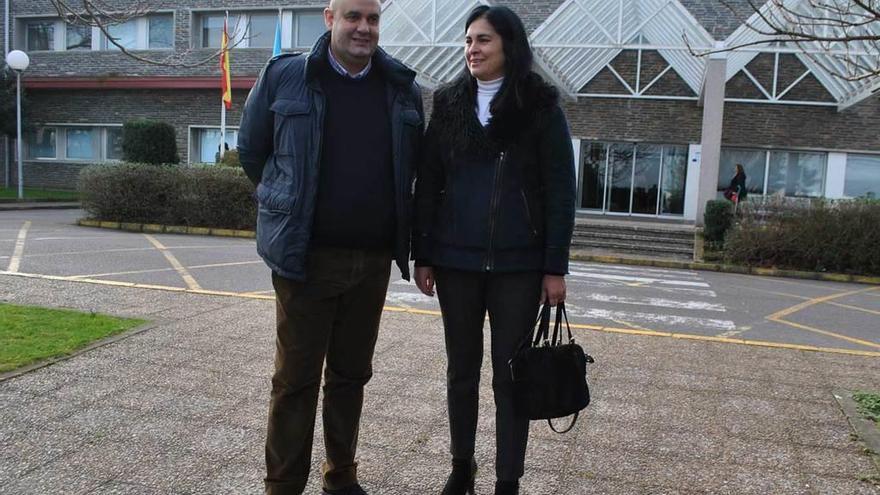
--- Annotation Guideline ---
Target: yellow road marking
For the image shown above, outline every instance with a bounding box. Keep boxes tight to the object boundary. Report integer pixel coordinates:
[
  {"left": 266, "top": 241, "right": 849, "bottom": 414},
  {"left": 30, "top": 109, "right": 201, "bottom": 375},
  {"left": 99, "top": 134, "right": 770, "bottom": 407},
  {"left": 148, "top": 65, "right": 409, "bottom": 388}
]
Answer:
[
  {"left": 766, "top": 286, "right": 880, "bottom": 350},
  {"left": 68, "top": 260, "right": 263, "bottom": 280},
  {"left": 732, "top": 284, "right": 880, "bottom": 315},
  {"left": 6, "top": 221, "right": 31, "bottom": 273},
  {"left": 2, "top": 270, "right": 880, "bottom": 358},
  {"left": 143, "top": 234, "right": 202, "bottom": 290}
]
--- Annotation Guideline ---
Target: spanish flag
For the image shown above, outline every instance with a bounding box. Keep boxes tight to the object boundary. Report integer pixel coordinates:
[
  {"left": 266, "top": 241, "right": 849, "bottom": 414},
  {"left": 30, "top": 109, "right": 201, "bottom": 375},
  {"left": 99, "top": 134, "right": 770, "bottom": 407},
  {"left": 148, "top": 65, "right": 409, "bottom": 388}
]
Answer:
[{"left": 220, "top": 16, "right": 232, "bottom": 110}]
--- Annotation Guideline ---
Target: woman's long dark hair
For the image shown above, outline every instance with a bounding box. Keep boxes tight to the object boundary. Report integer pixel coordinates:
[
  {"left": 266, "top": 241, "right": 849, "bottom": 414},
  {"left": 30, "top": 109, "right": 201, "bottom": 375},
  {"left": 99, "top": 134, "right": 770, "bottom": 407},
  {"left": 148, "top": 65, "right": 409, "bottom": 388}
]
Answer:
[{"left": 462, "top": 5, "right": 534, "bottom": 114}]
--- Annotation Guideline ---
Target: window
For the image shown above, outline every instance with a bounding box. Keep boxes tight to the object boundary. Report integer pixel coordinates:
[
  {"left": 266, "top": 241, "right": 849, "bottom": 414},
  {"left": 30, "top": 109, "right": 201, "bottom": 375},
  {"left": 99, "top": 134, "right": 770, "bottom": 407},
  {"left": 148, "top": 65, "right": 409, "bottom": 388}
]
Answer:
[
  {"left": 197, "top": 10, "right": 324, "bottom": 49},
  {"left": 295, "top": 12, "right": 325, "bottom": 48},
  {"left": 25, "top": 126, "right": 123, "bottom": 162},
  {"left": 248, "top": 13, "right": 276, "bottom": 48},
  {"left": 768, "top": 151, "right": 826, "bottom": 198},
  {"left": 845, "top": 154, "right": 880, "bottom": 199},
  {"left": 106, "top": 20, "right": 138, "bottom": 50},
  {"left": 26, "top": 129, "right": 57, "bottom": 159},
  {"left": 719, "top": 149, "right": 766, "bottom": 196},
  {"left": 193, "top": 128, "right": 238, "bottom": 164},
  {"left": 149, "top": 15, "right": 174, "bottom": 49},
  {"left": 26, "top": 21, "right": 54, "bottom": 51},
  {"left": 719, "top": 148, "right": 827, "bottom": 198},
  {"left": 66, "top": 24, "right": 92, "bottom": 50},
  {"left": 66, "top": 128, "right": 101, "bottom": 160},
  {"left": 106, "top": 128, "right": 125, "bottom": 161}
]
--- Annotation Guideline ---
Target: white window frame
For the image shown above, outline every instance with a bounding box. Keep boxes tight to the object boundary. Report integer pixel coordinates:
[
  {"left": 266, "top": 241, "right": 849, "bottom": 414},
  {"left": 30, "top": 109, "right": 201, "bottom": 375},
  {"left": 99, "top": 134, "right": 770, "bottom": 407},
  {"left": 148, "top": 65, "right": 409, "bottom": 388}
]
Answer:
[
  {"left": 188, "top": 126, "right": 240, "bottom": 165},
  {"left": 18, "top": 14, "right": 174, "bottom": 52},
  {"left": 26, "top": 124, "right": 125, "bottom": 163},
  {"left": 193, "top": 8, "right": 324, "bottom": 50}
]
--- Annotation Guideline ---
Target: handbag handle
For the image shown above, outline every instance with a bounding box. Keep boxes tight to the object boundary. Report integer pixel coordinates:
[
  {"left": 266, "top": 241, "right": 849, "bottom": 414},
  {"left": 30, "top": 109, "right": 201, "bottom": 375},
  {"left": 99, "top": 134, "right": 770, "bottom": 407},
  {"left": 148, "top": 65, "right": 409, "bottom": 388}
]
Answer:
[
  {"left": 532, "top": 302, "right": 553, "bottom": 347},
  {"left": 550, "top": 302, "right": 574, "bottom": 346},
  {"left": 548, "top": 412, "right": 578, "bottom": 434}
]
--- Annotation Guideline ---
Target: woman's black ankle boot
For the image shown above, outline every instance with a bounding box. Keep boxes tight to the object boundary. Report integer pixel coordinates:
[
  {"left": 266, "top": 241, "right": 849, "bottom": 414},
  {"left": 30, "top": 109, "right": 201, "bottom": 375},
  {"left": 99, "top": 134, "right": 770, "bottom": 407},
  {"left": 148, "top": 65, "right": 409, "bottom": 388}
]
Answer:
[
  {"left": 441, "top": 458, "right": 477, "bottom": 495},
  {"left": 494, "top": 480, "right": 519, "bottom": 495}
]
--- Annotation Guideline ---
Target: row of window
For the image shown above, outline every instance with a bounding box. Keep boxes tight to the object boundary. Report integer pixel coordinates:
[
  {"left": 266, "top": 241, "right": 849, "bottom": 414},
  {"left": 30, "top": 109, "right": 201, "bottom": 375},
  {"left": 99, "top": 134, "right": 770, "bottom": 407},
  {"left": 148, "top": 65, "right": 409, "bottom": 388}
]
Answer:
[
  {"left": 21, "top": 10, "right": 326, "bottom": 52},
  {"left": 24, "top": 126, "right": 236, "bottom": 165},
  {"left": 717, "top": 148, "right": 880, "bottom": 199},
  {"left": 24, "top": 15, "right": 174, "bottom": 52}
]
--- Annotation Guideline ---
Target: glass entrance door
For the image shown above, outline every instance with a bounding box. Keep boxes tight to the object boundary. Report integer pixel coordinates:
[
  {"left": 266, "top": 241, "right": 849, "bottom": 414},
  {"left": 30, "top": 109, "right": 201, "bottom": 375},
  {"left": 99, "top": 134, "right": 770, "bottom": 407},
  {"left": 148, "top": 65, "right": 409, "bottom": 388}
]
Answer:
[{"left": 579, "top": 142, "right": 689, "bottom": 216}]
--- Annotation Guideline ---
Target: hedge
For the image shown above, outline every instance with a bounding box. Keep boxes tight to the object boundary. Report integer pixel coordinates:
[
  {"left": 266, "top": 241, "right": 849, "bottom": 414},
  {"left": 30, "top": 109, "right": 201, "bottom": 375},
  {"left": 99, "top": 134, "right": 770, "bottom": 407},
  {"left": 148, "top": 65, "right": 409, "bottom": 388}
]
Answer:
[
  {"left": 703, "top": 199, "right": 734, "bottom": 246},
  {"left": 78, "top": 164, "right": 256, "bottom": 230},
  {"left": 724, "top": 197, "right": 880, "bottom": 276},
  {"left": 122, "top": 120, "right": 180, "bottom": 164}
]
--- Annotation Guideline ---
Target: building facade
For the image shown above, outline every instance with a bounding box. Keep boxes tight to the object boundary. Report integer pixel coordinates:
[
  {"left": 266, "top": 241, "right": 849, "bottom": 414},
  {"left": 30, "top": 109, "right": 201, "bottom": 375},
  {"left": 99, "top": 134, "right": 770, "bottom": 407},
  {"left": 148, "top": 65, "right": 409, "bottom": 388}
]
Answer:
[{"left": 2, "top": 0, "right": 879, "bottom": 223}]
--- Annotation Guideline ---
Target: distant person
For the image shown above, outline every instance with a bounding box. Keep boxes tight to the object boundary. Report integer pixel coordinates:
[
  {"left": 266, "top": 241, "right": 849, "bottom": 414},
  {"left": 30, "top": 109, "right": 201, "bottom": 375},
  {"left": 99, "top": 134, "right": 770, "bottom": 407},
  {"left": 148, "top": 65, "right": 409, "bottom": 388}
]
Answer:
[
  {"left": 412, "top": 5, "right": 575, "bottom": 495},
  {"left": 724, "top": 163, "right": 747, "bottom": 203},
  {"left": 236, "top": 0, "right": 424, "bottom": 493}
]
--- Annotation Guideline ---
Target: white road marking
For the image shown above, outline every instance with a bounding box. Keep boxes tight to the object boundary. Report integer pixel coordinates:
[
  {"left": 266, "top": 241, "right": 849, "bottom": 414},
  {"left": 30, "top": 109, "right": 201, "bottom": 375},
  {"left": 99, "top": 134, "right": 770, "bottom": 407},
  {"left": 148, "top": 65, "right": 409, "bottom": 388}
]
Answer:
[
  {"left": 566, "top": 306, "right": 737, "bottom": 332},
  {"left": 68, "top": 260, "right": 264, "bottom": 280},
  {"left": 583, "top": 293, "right": 726, "bottom": 312},
  {"left": 567, "top": 278, "right": 718, "bottom": 298},
  {"left": 385, "top": 291, "right": 436, "bottom": 305},
  {"left": 569, "top": 263, "right": 703, "bottom": 280},
  {"left": 568, "top": 270, "right": 710, "bottom": 288},
  {"left": 21, "top": 244, "right": 253, "bottom": 258},
  {"left": 7, "top": 221, "right": 31, "bottom": 273},
  {"left": 144, "top": 234, "right": 202, "bottom": 290}
]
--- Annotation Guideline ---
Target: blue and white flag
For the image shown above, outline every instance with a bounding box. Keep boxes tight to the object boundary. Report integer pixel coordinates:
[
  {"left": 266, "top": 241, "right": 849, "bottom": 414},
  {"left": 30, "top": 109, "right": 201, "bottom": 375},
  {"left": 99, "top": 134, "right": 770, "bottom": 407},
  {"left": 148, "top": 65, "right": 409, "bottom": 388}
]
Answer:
[{"left": 272, "top": 10, "right": 282, "bottom": 57}]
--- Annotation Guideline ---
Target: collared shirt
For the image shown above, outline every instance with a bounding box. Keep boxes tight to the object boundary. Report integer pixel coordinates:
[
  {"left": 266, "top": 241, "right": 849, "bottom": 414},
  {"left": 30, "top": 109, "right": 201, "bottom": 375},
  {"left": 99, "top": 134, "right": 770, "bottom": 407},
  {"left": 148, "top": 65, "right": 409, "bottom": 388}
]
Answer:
[{"left": 327, "top": 46, "right": 372, "bottom": 79}]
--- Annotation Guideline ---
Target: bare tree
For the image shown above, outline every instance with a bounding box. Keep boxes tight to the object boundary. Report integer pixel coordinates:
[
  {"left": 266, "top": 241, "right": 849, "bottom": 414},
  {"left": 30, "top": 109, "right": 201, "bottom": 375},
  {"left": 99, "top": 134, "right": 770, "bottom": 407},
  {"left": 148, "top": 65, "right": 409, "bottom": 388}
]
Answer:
[
  {"left": 47, "top": 0, "right": 250, "bottom": 68},
  {"left": 689, "top": 0, "right": 880, "bottom": 82}
]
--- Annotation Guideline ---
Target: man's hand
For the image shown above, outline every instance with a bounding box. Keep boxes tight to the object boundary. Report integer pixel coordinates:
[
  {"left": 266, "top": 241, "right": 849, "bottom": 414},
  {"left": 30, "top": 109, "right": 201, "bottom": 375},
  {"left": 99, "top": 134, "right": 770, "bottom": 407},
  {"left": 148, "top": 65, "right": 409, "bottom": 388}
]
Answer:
[
  {"left": 540, "top": 274, "right": 566, "bottom": 305},
  {"left": 414, "top": 266, "right": 435, "bottom": 297}
]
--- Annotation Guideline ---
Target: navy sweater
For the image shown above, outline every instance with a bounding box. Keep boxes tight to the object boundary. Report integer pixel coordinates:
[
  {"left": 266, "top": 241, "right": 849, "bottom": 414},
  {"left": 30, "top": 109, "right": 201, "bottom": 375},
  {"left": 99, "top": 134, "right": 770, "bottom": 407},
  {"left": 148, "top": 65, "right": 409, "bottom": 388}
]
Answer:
[{"left": 310, "top": 63, "right": 395, "bottom": 250}]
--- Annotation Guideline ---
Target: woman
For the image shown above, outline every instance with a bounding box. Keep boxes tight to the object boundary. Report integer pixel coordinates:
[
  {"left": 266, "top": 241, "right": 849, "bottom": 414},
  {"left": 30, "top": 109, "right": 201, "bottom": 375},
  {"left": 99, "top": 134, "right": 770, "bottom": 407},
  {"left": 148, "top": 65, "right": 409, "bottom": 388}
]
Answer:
[
  {"left": 412, "top": 6, "right": 576, "bottom": 495},
  {"left": 724, "top": 163, "right": 748, "bottom": 203}
]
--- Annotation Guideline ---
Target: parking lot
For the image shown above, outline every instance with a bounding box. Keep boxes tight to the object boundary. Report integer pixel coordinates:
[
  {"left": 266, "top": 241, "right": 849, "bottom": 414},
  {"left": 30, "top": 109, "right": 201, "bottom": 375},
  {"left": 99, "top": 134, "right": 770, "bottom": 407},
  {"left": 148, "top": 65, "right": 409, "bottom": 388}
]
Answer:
[{"left": 2, "top": 209, "right": 879, "bottom": 357}]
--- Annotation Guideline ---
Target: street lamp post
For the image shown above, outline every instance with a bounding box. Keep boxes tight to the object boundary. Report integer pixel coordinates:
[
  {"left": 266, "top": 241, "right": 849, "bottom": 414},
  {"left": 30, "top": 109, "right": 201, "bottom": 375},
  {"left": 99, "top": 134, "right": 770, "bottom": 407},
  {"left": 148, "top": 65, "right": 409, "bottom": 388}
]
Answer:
[{"left": 7, "top": 50, "right": 29, "bottom": 200}]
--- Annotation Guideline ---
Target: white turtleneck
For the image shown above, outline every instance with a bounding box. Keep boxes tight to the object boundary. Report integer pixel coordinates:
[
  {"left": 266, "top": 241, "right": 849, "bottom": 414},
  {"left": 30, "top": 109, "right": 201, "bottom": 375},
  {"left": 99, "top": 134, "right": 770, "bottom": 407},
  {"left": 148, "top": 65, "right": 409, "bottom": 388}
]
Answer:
[{"left": 476, "top": 77, "right": 504, "bottom": 127}]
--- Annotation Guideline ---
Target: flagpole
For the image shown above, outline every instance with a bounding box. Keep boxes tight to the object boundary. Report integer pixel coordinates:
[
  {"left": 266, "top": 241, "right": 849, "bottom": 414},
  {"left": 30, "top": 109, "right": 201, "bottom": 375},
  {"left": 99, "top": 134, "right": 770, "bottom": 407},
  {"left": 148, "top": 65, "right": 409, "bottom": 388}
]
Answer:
[{"left": 220, "top": 11, "right": 228, "bottom": 161}]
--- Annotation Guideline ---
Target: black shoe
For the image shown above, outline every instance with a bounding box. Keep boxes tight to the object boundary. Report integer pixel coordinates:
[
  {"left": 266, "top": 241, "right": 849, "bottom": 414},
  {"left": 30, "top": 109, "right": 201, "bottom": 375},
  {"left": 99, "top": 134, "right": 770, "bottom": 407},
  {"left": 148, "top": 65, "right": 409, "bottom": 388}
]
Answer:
[
  {"left": 441, "top": 458, "right": 477, "bottom": 495},
  {"left": 322, "top": 484, "right": 367, "bottom": 495},
  {"left": 494, "top": 480, "right": 519, "bottom": 495}
]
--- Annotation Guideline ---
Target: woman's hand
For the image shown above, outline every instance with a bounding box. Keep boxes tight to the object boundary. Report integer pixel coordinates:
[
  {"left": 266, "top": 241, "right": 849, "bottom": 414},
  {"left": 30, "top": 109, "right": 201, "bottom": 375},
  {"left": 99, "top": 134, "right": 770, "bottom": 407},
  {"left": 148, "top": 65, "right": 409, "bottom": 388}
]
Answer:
[
  {"left": 541, "top": 274, "right": 566, "bottom": 305},
  {"left": 414, "top": 266, "right": 435, "bottom": 297}
]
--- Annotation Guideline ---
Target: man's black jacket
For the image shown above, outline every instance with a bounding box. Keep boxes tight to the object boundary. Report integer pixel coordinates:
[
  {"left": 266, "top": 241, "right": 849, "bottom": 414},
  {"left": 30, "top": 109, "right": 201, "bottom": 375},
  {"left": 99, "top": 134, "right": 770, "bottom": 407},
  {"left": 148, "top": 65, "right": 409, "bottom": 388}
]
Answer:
[
  {"left": 238, "top": 32, "right": 424, "bottom": 281},
  {"left": 413, "top": 74, "right": 576, "bottom": 274}
]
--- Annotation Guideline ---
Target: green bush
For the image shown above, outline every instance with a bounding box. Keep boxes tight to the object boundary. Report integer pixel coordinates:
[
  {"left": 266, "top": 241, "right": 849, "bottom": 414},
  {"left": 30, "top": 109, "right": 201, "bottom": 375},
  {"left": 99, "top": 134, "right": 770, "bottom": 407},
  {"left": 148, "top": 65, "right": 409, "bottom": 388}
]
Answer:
[
  {"left": 122, "top": 120, "right": 180, "bottom": 164},
  {"left": 79, "top": 164, "right": 256, "bottom": 229},
  {"left": 724, "top": 198, "right": 880, "bottom": 276},
  {"left": 218, "top": 149, "right": 241, "bottom": 168},
  {"left": 703, "top": 200, "right": 734, "bottom": 245}
]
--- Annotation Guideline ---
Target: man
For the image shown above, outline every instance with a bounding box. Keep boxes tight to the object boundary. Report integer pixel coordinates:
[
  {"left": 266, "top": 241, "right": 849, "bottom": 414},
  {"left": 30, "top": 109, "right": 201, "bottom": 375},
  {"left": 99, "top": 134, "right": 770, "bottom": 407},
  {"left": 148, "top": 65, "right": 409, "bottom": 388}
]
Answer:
[{"left": 237, "top": 0, "right": 424, "bottom": 493}]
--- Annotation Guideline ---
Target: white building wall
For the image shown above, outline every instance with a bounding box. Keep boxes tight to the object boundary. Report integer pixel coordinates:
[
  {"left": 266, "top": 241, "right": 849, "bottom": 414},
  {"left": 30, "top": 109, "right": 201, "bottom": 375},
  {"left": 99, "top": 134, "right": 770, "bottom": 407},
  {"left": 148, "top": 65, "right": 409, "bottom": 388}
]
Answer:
[
  {"left": 683, "top": 144, "right": 702, "bottom": 221},
  {"left": 824, "top": 152, "right": 847, "bottom": 199}
]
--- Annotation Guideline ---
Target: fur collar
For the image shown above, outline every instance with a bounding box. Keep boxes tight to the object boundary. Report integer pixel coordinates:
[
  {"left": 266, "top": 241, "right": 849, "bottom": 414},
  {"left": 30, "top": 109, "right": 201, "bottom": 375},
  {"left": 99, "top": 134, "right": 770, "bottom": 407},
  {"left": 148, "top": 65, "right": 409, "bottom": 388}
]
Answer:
[{"left": 429, "top": 72, "right": 560, "bottom": 157}]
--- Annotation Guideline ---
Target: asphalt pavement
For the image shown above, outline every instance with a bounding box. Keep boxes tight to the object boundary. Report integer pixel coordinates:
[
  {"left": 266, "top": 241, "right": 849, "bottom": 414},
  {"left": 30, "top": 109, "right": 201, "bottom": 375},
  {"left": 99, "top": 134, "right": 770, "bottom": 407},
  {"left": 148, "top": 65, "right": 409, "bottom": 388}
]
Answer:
[
  {"left": 1, "top": 208, "right": 879, "bottom": 494},
  {"left": 1, "top": 209, "right": 878, "bottom": 357}
]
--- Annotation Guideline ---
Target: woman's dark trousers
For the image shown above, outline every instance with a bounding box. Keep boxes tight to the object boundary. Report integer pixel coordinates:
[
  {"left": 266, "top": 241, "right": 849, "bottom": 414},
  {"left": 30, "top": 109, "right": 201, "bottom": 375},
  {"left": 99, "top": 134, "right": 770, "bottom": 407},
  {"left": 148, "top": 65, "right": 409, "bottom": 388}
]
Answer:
[
  {"left": 265, "top": 247, "right": 392, "bottom": 495},
  {"left": 434, "top": 267, "right": 543, "bottom": 482}
]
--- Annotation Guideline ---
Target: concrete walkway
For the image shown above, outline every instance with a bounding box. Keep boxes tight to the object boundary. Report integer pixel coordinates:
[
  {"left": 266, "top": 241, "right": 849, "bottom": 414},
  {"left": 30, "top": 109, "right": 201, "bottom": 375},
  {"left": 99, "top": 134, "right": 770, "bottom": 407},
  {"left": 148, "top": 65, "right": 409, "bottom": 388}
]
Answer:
[{"left": 1, "top": 274, "right": 878, "bottom": 494}]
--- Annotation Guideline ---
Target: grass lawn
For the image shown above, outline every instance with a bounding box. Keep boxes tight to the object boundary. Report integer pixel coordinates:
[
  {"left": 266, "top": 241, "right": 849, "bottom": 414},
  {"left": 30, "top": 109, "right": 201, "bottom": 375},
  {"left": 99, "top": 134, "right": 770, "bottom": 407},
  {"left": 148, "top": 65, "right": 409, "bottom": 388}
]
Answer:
[
  {"left": 854, "top": 391, "right": 880, "bottom": 427},
  {"left": 0, "top": 187, "right": 80, "bottom": 201},
  {"left": 0, "top": 303, "right": 145, "bottom": 373}
]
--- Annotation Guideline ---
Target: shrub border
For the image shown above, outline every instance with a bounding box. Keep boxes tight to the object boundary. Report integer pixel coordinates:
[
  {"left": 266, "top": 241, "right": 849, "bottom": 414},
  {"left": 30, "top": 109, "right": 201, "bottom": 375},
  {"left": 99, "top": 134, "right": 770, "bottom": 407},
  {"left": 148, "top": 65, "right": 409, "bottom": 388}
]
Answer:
[{"left": 78, "top": 219, "right": 880, "bottom": 285}]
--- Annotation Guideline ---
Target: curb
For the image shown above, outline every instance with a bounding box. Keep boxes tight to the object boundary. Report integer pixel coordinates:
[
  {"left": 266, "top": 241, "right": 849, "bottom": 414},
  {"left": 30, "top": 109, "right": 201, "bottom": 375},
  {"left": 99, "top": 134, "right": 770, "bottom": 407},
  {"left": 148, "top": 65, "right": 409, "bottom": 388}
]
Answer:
[
  {"left": 77, "top": 219, "right": 255, "bottom": 239},
  {"left": 0, "top": 320, "right": 159, "bottom": 383},
  {"left": 75, "top": 220, "right": 880, "bottom": 285},
  {"left": 833, "top": 389, "right": 880, "bottom": 474},
  {"left": 569, "top": 253, "right": 880, "bottom": 286},
  {"left": 0, "top": 202, "right": 81, "bottom": 211}
]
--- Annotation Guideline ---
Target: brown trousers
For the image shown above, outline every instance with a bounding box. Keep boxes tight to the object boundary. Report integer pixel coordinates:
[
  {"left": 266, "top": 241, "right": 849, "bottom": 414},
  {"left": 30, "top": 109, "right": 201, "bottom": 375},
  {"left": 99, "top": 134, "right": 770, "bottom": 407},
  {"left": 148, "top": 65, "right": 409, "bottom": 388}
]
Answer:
[{"left": 265, "top": 247, "right": 392, "bottom": 495}]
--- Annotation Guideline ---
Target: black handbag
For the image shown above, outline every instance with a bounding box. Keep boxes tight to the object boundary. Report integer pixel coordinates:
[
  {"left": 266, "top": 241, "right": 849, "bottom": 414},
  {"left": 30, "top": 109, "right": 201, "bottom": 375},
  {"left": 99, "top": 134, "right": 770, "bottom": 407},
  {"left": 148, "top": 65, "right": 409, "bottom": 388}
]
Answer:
[{"left": 509, "top": 302, "right": 594, "bottom": 433}]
